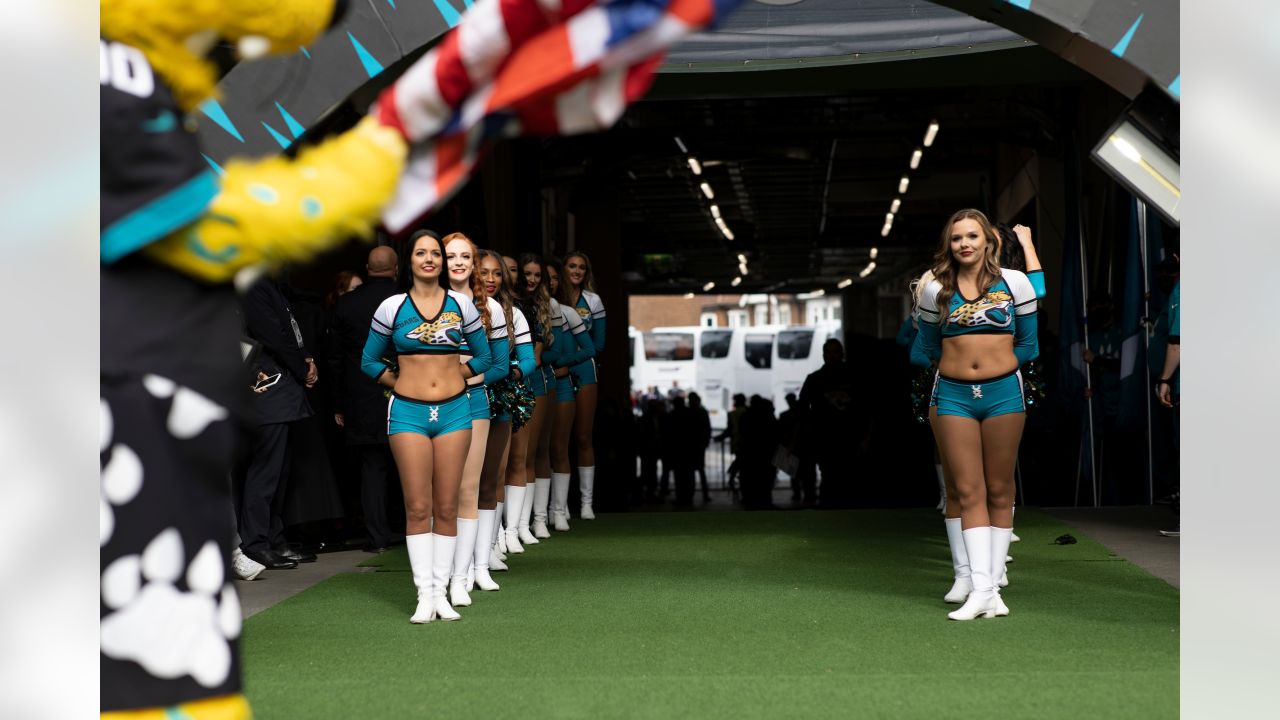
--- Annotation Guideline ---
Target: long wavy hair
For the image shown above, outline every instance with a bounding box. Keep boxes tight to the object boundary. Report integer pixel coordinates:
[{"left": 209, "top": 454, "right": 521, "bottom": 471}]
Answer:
[
  {"left": 518, "top": 253, "right": 555, "bottom": 348},
  {"left": 477, "top": 249, "right": 515, "bottom": 335},
  {"left": 441, "top": 232, "right": 491, "bottom": 332},
  {"left": 930, "top": 209, "right": 1002, "bottom": 327},
  {"left": 563, "top": 251, "right": 597, "bottom": 296},
  {"left": 545, "top": 255, "right": 570, "bottom": 306}
]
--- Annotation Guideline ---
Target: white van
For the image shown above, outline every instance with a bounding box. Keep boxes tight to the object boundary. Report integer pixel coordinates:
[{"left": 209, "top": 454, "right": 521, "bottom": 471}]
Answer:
[
  {"left": 640, "top": 326, "right": 700, "bottom": 399},
  {"left": 770, "top": 323, "right": 843, "bottom": 410}
]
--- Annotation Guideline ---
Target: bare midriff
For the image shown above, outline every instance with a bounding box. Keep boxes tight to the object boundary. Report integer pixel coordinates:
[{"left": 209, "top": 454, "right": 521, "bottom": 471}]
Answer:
[
  {"left": 937, "top": 334, "right": 1018, "bottom": 381},
  {"left": 394, "top": 354, "right": 467, "bottom": 401}
]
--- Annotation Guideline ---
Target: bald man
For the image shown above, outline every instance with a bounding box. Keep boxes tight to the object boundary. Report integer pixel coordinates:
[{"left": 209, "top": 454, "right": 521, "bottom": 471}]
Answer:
[{"left": 327, "top": 245, "right": 402, "bottom": 551}]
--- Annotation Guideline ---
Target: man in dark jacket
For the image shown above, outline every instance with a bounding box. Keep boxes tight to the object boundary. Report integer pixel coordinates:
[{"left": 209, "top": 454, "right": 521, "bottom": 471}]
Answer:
[
  {"left": 239, "top": 277, "right": 318, "bottom": 569},
  {"left": 798, "top": 339, "right": 862, "bottom": 507},
  {"left": 327, "top": 246, "right": 401, "bottom": 552}
]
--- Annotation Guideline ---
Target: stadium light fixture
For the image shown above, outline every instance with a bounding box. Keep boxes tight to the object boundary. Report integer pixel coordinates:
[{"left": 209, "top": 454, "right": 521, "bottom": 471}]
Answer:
[
  {"left": 910, "top": 148, "right": 923, "bottom": 169},
  {"left": 923, "top": 121, "right": 939, "bottom": 147},
  {"left": 700, "top": 182, "right": 715, "bottom": 200},
  {"left": 1091, "top": 114, "right": 1180, "bottom": 225},
  {"left": 702, "top": 281, "right": 715, "bottom": 292},
  {"left": 687, "top": 157, "right": 702, "bottom": 175},
  {"left": 898, "top": 175, "right": 910, "bottom": 194}
]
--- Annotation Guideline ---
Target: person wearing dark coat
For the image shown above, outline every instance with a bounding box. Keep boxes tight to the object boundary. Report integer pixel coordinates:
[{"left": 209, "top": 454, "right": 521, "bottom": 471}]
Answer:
[
  {"left": 238, "top": 277, "right": 317, "bottom": 569},
  {"left": 687, "top": 392, "right": 713, "bottom": 502},
  {"left": 326, "top": 246, "right": 402, "bottom": 552}
]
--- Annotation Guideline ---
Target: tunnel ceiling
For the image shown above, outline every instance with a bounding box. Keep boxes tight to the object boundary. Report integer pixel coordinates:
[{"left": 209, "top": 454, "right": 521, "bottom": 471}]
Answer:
[{"left": 537, "top": 44, "right": 1106, "bottom": 296}]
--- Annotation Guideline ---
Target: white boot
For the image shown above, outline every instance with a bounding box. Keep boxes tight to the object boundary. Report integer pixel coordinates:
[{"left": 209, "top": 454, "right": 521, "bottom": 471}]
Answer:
[
  {"left": 494, "top": 501, "right": 508, "bottom": 555},
  {"left": 579, "top": 466, "right": 596, "bottom": 519},
  {"left": 431, "top": 533, "right": 461, "bottom": 621},
  {"left": 948, "top": 527, "right": 997, "bottom": 621},
  {"left": 449, "top": 518, "right": 477, "bottom": 607},
  {"left": 519, "top": 482, "right": 539, "bottom": 545},
  {"left": 473, "top": 509, "right": 501, "bottom": 591},
  {"left": 551, "top": 472, "right": 571, "bottom": 531},
  {"left": 489, "top": 544, "right": 509, "bottom": 571},
  {"left": 532, "top": 477, "right": 552, "bottom": 538},
  {"left": 935, "top": 464, "right": 947, "bottom": 512},
  {"left": 504, "top": 486, "right": 526, "bottom": 553},
  {"left": 943, "top": 518, "right": 972, "bottom": 603},
  {"left": 990, "top": 526, "right": 1013, "bottom": 615},
  {"left": 406, "top": 533, "right": 435, "bottom": 624}
]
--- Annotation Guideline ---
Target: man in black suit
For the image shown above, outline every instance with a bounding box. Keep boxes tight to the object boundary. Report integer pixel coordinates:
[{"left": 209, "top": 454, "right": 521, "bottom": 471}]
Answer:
[
  {"left": 239, "top": 277, "right": 318, "bottom": 569},
  {"left": 328, "top": 246, "right": 401, "bottom": 552}
]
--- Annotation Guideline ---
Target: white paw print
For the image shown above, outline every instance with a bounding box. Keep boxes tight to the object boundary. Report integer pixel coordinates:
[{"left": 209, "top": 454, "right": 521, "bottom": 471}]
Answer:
[
  {"left": 101, "top": 397, "right": 143, "bottom": 547},
  {"left": 101, "top": 528, "right": 242, "bottom": 687},
  {"left": 100, "top": 377, "right": 229, "bottom": 546}
]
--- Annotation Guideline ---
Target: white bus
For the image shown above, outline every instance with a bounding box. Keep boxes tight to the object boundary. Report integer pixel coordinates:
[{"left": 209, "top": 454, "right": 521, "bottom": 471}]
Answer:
[
  {"left": 628, "top": 326, "right": 645, "bottom": 399},
  {"left": 638, "top": 326, "right": 700, "bottom": 400},
  {"left": 697, "top": 326, "right": 782, "bottom": 430},
  {"left": 696, "top": 328, "right": 734, "bottom": 430},
  {"left": 770, "top": 323, "right": 843, "bottom": 410}
]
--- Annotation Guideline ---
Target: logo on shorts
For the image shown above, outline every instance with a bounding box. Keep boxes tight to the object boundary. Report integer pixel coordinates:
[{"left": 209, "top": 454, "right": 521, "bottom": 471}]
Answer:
[
  {"left": 429, "top": 406, "right": 440, "bottom": 423},
  {"left": 971, "top": 385, "right": 984, "bottom": 400}
]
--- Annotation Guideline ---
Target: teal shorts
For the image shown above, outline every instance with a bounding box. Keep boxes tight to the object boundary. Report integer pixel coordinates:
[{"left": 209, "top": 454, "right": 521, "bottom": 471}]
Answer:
[
  {"left": 555, "top": 373, "right": 575, "bottom": 403},
  {"left": 527, "top": 364, "right": 547, "bottom": 398},
  {"left": 931, "top": 371, "right": 1025, "bottom": 421},
  {"left": 388, "top": 390, "right": 473, "bottom": 438},
  {"left": 570, "top": 358, "right": 597, "bottom": 385},
  {"left": 467, "top": 383, "right": 490, "bottom": 421}
]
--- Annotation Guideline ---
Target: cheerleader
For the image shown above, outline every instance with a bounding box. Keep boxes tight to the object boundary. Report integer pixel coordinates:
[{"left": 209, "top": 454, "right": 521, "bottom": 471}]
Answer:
[
  {"left": 544, "top": 257, "right": 597, "bottom": 531},
  {"left": 910, "top": 209, "right": 1039, "bottom": 621},
  {"left": 441, "top": 233, "right": 508, "bottom": 606},
  {"left": 361, "top": 230, "right": 493, "bottom": 623},
  {"left": 518, "top": 254, "right": 558, "bottom": 538},
  {"left": 478, "top": 251, "right": 537, "bottom": 554},
  {"left": 562, "top": 252, "right": 607, "bottom": 519}
]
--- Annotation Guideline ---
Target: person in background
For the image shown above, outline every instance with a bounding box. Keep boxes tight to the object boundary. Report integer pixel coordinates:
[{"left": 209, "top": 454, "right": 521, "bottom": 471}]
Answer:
[
  {"left": 238, "top": 276, "right": 319, "bottom": 570},
  {"left": 688, "top": 392, "right": 713, "bottom": 503},
  {"left": 777, "top": 393, "right": 805, "bottom": 504},
  {"left": 328, "top": 247, "right": 402, "bottom": 554},
  {"left": 798, "top": 339, "right": 859, "bottom": 507},
  {"left": 716, "top": 393, "right": 748, "bottom": 496},
  {"left": 1155, "top": 271, "right": 1180, "bottom": 537},
  {"left": 737, "top": 396, "right": 779, "bottom": 510},
  {"left": 325, "top": 270, "right": 363, "bottom": 310}
]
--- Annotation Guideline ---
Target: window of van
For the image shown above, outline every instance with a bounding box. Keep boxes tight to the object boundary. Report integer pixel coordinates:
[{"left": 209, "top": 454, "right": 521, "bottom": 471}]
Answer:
[
  {"left": 645, "top": 332, "right": 695, "bottom": 361},
  {"left": 776, "top": 329, "right": 814, "bottom": 359},
  {"left": 700, "top": 330, "right": 732, "bottom": 359},
  {"left": 744, "top": 334, "right": 773, "bottom": 368}
]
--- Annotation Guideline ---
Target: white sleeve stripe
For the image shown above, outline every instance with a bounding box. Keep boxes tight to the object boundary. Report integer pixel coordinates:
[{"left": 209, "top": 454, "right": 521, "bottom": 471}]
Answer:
[
  {"left": 372, "top": 317, "right": 391, "bottom": 330},
  {"left": 370, "top": 327, "right": 391, "bottom": 336}
]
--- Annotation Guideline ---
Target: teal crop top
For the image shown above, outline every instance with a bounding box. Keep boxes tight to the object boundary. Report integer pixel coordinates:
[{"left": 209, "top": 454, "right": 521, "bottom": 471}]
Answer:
[
  {"left": 911, "top": 268, "right": 1039, "bottom": 368},
  {"left": 361, "top": 289, "right": 492, "bottom": 381}
]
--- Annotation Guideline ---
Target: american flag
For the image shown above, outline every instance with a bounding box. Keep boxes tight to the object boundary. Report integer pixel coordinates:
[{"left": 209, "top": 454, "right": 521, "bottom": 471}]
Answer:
[{"left": 375, "top": 0, "right": 744, "bottom": 234}]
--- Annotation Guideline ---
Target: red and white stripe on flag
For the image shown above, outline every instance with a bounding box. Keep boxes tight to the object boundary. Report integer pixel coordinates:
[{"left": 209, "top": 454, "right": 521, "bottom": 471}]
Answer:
[{"left": 377, "top": 0, "right": 741, "bottom": 234}]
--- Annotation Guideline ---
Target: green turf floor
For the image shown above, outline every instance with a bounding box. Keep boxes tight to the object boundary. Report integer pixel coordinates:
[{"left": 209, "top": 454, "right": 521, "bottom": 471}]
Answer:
[{"left": 241, "top": 509, "right": 1178, "bottom": 719}]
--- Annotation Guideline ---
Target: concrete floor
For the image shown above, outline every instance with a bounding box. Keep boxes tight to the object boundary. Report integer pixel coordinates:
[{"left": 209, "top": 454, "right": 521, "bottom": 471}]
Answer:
[
  {"left": 1044, "top": 506, "right": 1180, "bottom": 588},
  {"left": 236, "top": 503, "right": 1179, "bottom": 618}
]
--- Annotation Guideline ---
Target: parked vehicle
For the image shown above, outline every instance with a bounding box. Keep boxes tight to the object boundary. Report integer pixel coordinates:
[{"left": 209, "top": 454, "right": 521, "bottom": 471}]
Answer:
[{"left": 770, "top": 323, "right": 843, "bottom": 409}]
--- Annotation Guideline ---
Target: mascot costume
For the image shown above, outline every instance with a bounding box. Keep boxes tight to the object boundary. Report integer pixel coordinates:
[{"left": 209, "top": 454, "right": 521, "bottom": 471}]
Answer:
[{"left": 100, "top": 1, "right": 408, "bottom": 716}]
